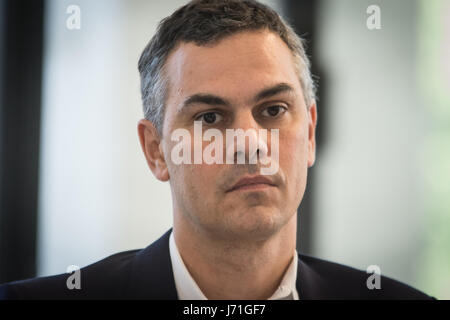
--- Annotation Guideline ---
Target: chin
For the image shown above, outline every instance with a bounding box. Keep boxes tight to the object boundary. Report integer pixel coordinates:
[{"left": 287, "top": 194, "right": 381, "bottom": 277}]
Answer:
[{"left": 225, "top": 206, "right": 287, "bottom": 241}]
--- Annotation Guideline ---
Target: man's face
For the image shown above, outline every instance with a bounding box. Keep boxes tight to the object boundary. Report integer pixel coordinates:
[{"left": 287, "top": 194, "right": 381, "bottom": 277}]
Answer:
[{"left": 160, "top": 30, "right": 316, "bottom": 241}]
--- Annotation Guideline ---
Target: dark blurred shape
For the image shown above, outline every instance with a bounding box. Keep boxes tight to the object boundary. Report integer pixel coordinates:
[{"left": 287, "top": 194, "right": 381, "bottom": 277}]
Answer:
[
  {"left": 283, "top": 0, "right": 328, "bottom": 255},
  {"left": 0, "top": 0, "right": 44, "bottom": 283}
]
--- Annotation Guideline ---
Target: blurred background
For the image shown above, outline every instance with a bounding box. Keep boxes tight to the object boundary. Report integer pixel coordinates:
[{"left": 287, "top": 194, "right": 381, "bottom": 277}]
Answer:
[{"left": 0, "top": 0, "right": 449, "bottom": 299}]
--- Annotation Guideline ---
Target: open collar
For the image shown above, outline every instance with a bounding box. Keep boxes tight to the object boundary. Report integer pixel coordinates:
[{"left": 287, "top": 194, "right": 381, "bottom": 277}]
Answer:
[{"left": 125, "top": 228, "right": 325, "bottom": 300}]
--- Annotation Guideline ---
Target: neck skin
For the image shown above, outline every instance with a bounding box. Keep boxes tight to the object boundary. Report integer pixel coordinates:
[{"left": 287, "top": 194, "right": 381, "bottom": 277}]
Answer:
[{"left": 172, "top": 209, "right": 297, "bottom": 300}]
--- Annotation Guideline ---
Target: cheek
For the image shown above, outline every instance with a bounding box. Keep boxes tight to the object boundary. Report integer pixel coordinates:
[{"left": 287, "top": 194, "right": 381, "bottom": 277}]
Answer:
[
  {"left": 164, "top": 136, "right": 220, "bottom": 198},
  {"left": 190, "top": 164, "right": 220, "bottom": 189},
  {"left": 280, "top": 123, "right": 308, "bottom": 164},
  {"left": 171, "top": 163, "right": 221, "bottom": 206},
  {"left": 278, "top": 125, "right": 309, "bottom": 190}
]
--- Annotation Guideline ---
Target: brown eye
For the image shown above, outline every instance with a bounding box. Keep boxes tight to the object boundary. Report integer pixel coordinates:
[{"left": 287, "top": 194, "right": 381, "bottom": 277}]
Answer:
[
  {"left": 196, "top": 112, "right": 223, "bottom": 125},
  {"left": 262, "top": 105, "right": 286, "bottom": 117}
]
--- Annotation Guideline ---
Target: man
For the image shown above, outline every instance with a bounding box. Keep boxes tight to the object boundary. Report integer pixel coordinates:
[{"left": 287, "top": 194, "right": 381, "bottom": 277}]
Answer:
[{"left": 0, "top": 0, "right": 433, "bottom": 299}]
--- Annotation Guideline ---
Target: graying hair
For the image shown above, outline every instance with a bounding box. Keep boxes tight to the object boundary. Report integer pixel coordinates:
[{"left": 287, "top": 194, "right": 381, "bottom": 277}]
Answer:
[{"left": 138, "top": 0, "right": 317, "bottom": 136}]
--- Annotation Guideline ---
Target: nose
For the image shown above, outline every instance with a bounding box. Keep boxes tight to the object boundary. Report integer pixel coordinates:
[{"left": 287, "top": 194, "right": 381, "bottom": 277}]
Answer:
[{"left": 225, "top": 111, "right": 268, "bottom": 164}]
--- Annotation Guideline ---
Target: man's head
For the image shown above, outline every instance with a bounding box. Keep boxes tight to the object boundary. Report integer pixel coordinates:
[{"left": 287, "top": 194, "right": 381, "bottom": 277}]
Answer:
[
  {"left": 138, "top": 0, "right": 317, "bottom": 242},
  {"left": 138, "top": 0, "right": 316, "bottom": 136}
]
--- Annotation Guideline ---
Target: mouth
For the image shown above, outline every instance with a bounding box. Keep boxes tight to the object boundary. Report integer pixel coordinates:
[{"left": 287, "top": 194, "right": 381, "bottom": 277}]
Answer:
[{"left": 226, "top": 175, "right": 277, "bottom": 193}]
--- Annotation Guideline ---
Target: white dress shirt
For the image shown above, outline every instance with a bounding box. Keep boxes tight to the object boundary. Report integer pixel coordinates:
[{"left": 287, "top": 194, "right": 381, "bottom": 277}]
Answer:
[{"left": 169, "top": 231, "right": 299, "bottom": 300}]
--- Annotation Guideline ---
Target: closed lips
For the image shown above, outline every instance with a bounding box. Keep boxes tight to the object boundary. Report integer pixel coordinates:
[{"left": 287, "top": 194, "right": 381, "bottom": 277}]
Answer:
[{"left": 227, "top": 176, "right": 276, "bottom": 192}]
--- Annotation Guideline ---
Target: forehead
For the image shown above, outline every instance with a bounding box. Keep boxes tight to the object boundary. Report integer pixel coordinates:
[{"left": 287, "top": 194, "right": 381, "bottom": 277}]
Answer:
[{"left": 164, "top": 30, "right": 302, "bottom": 107}]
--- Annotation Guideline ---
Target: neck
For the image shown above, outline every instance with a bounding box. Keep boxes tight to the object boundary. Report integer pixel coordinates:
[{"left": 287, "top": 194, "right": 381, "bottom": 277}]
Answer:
[{"left": 173, "top": 211, "right": 297, "bottom": 300}]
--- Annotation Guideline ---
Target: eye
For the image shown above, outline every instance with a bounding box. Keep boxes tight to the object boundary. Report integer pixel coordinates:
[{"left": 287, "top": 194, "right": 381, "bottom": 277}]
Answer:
[
  {"left": 195, "top": 111, "right": 223, "bottom": 125},
  {"left": 261, "top": 105, "right": 286, "bottom": 118}
]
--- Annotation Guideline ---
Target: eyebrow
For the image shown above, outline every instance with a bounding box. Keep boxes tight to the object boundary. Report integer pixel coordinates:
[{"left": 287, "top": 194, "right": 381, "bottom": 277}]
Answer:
[
  {"left": 180, "top": 82, "right": 295, "bottom": 111},
  {"left": 254, "top": 83, "right": 294, "bottom": 102}
]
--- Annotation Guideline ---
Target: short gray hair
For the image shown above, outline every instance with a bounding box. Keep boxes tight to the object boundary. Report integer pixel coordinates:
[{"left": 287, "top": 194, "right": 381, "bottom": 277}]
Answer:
[{"left": 138, "top": 0, "right": 317, "bottom": 135}]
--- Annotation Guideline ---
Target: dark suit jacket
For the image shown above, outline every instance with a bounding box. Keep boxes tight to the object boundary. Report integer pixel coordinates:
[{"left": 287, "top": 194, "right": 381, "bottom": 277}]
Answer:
[{"left": 0, "top": 229, "right": 434, "bottom": 299}]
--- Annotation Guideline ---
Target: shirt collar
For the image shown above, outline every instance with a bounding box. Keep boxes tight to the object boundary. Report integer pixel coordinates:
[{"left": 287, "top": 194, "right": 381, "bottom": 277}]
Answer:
[{"left": 169, "top": 230, "right": 299, "bottom": 300}]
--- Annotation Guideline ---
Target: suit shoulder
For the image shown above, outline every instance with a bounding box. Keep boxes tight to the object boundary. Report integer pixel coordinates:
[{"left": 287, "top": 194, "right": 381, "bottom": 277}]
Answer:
[
  {"left": 298, "top": 254, "right": 434, "bottom": 299},
  {"left": 0, "top": 249, "right": 141, "bottom": 300}
]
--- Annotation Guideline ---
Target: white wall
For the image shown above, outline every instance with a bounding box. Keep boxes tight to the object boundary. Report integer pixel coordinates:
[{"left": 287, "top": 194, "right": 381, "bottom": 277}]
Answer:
[
  {"left": 38, "top": 0, "right": 190, "bottom": 276},
  {"left": 313, "top": 0, "right": 427, "bottom": 288}
]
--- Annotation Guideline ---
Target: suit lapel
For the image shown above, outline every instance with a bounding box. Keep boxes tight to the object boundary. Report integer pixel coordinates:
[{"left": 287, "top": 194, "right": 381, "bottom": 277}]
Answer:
[
  {"left": 296, "top": 253, "right": 329, "bottom": 299},
  {"left": 125, "top": 229, "right": 331, "bottom": 300},
  {"left": 126, "top": 228, "right": 178, "bottom": 299}
]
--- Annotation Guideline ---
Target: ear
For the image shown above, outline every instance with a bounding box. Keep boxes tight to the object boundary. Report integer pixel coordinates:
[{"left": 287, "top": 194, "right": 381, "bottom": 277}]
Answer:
[
  {"left": 307, "top": 102, "right": 318, "bottom": 168},
  {"left": 137, "top": 119, "right": 170, "bottom": 182}
]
